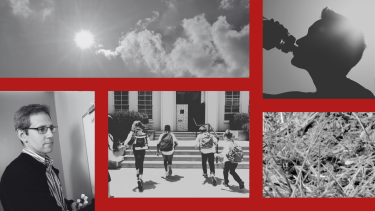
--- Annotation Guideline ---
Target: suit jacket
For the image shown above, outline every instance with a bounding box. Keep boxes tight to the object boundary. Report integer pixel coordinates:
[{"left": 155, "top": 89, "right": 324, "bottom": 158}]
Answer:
[{"left": 0, "top": 153, "right": 74, "bottom": 211}]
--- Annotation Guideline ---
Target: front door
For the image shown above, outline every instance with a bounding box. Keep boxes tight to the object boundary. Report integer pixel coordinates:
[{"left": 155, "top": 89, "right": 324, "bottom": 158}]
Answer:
[{"left": 176, "top": 104, "right": 188, "bottom": 131}]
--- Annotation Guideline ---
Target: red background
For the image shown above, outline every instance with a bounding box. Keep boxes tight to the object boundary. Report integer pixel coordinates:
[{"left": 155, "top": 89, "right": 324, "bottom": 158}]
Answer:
[{"left": 1, "top": 0, "right": 374, "bottom": 210}]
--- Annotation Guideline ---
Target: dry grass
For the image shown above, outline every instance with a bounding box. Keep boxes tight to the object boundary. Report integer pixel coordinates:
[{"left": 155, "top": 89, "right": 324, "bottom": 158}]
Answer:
[{"left": 263, "top": 112, "right": 375, "bottom": 198}]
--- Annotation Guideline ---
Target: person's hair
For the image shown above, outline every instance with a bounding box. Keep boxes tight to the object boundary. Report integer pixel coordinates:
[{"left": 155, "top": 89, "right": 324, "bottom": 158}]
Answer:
[
  {"left": 14, "top": 104, "right": 51, "bottom": 145},
  {"left": 223, "top": 129, "right": 233, "bottom": 139},
  {"left": 162, "top": 125, "right": 171, "bottom": 139},
  {"left": 320, "top": 7, "right": 366, "bottom": 71},
  {"left": 164, "top": 125, "right": 171, "bottom": 132},
  {"left": 199, "top": 125, "right": 207, "bottom": 132},
  {"left": 131, "top": 120, "right": 145, "bottom": 132}
]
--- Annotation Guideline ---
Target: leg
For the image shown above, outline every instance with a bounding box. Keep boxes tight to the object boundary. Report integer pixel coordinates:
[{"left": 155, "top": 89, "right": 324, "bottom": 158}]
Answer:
[
  {"left": 201, "top": 153, "right": 208, "bottom": 176},
  {"left": 207, "top": 153, "right": 217, "bottom": 185},
  {"left": 223, "top": 162, "right": 231, "bottom": 185},
  {"left": 108, "top": 172, "right": 111, "bottom": 197},
  {"left": 138, "top": 150, "right": 146, "bottom": 175},
  {"left": 133, "top": 150, "right": 140, "bottom": 179},
  {"left": 208, "top": 153, "right": 215, "bottom": 175},
  {"left": 162, "top": 154, "right": 168, "bottom": 172},
  {"left": 229, "top": 162, "right": 244, "bottom": 188},
  {"left": 167, "top": 153, "right": 173, "bottom": 176}
]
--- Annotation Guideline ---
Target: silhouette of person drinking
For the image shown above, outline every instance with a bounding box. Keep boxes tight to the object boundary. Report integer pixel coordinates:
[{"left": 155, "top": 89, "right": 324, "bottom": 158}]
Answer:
[{"left": 264, "top": 7, "right": 375, "bottom": 99}]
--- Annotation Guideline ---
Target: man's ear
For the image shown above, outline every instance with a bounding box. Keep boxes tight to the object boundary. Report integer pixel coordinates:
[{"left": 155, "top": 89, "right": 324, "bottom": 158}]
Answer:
[{"left": 17, "top": 129, "right": 28, "bottom": 144}]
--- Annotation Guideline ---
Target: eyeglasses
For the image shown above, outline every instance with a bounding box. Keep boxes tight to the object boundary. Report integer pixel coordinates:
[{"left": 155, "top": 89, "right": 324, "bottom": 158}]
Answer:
[{"left": 25, "top": 126, "right": 58, "bottom": 134}]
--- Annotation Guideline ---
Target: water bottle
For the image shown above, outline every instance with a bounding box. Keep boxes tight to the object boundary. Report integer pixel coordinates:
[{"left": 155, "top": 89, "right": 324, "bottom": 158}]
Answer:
[{"left": 263, "top": 17, "right": 297, "bottom": 53}]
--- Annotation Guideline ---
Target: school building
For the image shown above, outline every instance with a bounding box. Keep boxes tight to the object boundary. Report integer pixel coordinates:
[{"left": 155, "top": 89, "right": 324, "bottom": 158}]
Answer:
[{"left": 108, "top": 91, "right": 249, "bottom": 132}]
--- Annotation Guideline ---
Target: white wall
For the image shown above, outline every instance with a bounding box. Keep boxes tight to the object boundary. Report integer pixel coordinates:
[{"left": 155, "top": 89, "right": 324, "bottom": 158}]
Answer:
[
  {"left": 54, "top": 92, "right": 95, "bottom": 200},
  {"left": 108, "top": 91, "right": 114, "bottom": 113},
  {"left": 150, "top": 91, "right": 161, "bottom": 130},
  {"left": 0, "top": 92, "right": 66, "bottom": 211}
]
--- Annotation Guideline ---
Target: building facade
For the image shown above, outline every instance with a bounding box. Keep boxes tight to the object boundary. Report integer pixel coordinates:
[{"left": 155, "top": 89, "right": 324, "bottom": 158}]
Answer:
[{"left": 108, "top": 91, "right": 249, "bottom": 132}]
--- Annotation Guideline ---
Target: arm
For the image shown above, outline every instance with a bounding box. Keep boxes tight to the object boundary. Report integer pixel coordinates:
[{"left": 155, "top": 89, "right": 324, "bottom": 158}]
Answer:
[
  {"left": 172, "top": 133, "right": 178, "bottom": 149},
  {"left": 156, "top": 134, "right": 162, "bottom": 155},
  {"left": 123, "top": 131, "right": 134, "bottom": 146},
  {"left": 108, "top": 134, "right": 114, "bottom": 151},
  {"left": 194, "top": 135, "right": 200, "bottom": 149}
]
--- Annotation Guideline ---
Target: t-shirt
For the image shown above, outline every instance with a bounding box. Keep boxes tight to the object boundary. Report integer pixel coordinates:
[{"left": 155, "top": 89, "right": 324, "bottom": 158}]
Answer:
[
  {"left": 195, "top": 133, "right": 218, "bottom": 154},
  {"left": 124, "top": 131, "right": 150, "bottom": 150}
]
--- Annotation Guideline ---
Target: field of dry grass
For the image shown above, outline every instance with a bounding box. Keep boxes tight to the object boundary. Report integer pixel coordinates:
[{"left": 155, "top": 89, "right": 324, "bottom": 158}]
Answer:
[{"left": 263, "top": 112, "right": 375, "bottom": 197}]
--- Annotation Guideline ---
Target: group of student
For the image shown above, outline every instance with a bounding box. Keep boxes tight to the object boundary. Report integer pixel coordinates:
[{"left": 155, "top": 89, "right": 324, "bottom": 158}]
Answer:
[{"left": 108, "top": 116, "right": 245, "bottom": 194}]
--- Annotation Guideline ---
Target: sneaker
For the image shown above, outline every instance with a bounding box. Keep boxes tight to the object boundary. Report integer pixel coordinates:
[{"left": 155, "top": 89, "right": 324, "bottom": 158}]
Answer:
[
  {"left": 165, "top": 171, "right": 169, "bottom": 177},
  {"left": 239, "top": 181, "right": 245, "bottom": 189},
  {"left": 137, "top": 179, "right": 143, "bottom": 191},
  {"left": 202, "top": 173, "right": 208, "bottom": 178},
  {"left": 168, "top": 165, "right": 172, "bottom": 176},
  {"left": 223, "top": 182, "right": 229, "bottom": 187},
  {"left": 211, "top": 175, "right": 217, "bottom": 186}
]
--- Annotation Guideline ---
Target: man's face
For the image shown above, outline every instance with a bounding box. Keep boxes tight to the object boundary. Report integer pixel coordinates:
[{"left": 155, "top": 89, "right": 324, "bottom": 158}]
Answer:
[
  {"left": 291, "top": 19, "right": 349, "bottom": 70},
  {"left": 23, "top": 113, "right": 54, "bottom": 155}
]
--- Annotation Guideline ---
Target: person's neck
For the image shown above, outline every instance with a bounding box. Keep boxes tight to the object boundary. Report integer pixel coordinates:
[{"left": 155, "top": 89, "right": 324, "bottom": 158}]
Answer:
[
  {"left": 24, "top": 146, "right": 46, "bottom": 158},
  {"left": 307, "top": 67, "right": 348, "bottom": 94}
]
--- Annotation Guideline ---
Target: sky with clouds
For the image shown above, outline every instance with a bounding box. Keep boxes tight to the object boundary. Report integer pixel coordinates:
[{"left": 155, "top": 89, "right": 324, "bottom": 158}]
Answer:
[{"left": 0, "top": 0, "right": 249, "bottom": 78}]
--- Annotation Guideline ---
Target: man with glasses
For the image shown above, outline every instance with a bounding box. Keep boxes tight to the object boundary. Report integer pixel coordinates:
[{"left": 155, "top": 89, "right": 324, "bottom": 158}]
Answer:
[{"left": 0, "top": 104, "right": 90, "bottom": 211}]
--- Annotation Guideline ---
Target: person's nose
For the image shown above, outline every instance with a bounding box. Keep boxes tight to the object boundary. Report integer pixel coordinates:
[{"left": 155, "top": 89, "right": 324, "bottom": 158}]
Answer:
[{"left": 45, "top": 128, "right": 54, "bottom": 138}]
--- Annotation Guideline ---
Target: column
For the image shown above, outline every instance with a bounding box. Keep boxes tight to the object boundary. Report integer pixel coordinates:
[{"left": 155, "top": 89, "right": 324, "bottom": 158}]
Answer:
[
  {"left": 161, "top": 91, "right": 176, "bottom": 131},
  {"left": 205, "top": 91, "right": 219, "bottom": 131}
]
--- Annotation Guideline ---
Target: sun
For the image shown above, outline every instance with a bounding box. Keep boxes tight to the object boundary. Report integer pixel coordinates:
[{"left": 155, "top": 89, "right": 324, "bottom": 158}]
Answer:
[{"left": 75, "top": 30, "right": 94, "bottom": 50}]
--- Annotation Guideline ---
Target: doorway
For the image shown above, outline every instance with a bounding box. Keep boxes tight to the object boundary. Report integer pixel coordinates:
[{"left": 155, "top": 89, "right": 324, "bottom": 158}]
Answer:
[{"left": 176, "top": 91, "right": 205, "bottom": 131}]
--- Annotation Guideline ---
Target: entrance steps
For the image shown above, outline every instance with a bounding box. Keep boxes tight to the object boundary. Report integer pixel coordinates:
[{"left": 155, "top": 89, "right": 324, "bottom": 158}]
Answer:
[
  {"left": 153, "top": 131, "right": 225, "bottom": 140},
  {"left": 119, "top": 141, "right": 249, "bottom": 169}
]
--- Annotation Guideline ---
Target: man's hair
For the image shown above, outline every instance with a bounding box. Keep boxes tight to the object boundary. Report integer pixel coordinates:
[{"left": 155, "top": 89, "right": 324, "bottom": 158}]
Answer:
[
  {"left": 320, "top": 7, "right": 366, "bottom": 71},
  {"left": 14, "top": 104, "right": 51, "bottom": 145}
]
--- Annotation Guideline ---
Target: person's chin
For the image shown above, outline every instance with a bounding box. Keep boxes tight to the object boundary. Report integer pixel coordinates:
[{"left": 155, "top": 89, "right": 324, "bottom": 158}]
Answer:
[{"left": 44, "top": 143, "right": 54, "bottom": 153}]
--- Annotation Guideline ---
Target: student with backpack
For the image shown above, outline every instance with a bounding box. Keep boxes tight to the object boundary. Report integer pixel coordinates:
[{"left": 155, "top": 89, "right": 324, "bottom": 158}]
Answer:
[
  {"left": 218, "top": 129, "right": 245, "bottom": 189},
  {"left": 124, "top": 120, "right": 150, "bottom": 192},
  {"left": 194, "top": 125, "right": 218, "bottom": 186},
  {"left": 156, "top": 125, "right": 178, "bottom": 177}
]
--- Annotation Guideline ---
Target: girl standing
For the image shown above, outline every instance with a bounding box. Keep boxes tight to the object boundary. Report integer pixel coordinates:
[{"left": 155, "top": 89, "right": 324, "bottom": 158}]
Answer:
[{"left": 124, "top": 121, "right": 150, "bottom": 192}]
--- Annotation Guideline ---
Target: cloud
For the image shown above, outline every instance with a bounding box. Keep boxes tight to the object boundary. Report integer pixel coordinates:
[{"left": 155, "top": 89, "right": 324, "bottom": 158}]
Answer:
[
  {"left": 8, "top": 0, "right": 53, "bottom": 20},
  {"left": 136, "top": 11, "right": 160, "bottom": 29},
  {"left": 96, "top": 14, "right": 249, "bottom": 77},
  {"left": 219, "top": 0, "right": 249, "bottom": 10},
  {"left": 9, "top": 0, "right": 32, "bottom": 17},
  {"left": 219, "top": 0, "right": 235, "bottom": 10}
]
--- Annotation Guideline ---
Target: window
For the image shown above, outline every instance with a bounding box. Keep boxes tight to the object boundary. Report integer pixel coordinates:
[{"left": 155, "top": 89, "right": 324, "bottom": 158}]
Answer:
[
  {"left": 225, "top": 91, "right": 240, "bottom": 120},
  {"left": 138, "top": 91, "right": 153, "bottom": 119},
  {"left": 114, "top": 91, "right": 129, "bottom": 111}
]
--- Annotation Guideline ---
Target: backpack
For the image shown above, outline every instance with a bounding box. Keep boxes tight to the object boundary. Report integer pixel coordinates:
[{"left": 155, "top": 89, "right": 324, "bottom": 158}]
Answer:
[
  {"left": 200, "top": 133, "right": 214, "bottom": 149},
  {"left": 133, "top": 131, "right": 148, "bottom": 148},
  {"left": 159, "top": 133, "right": 174, "bottom": 151},
  {"left": 226, "top": 140, "right": 243, "bottom": 163}
]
